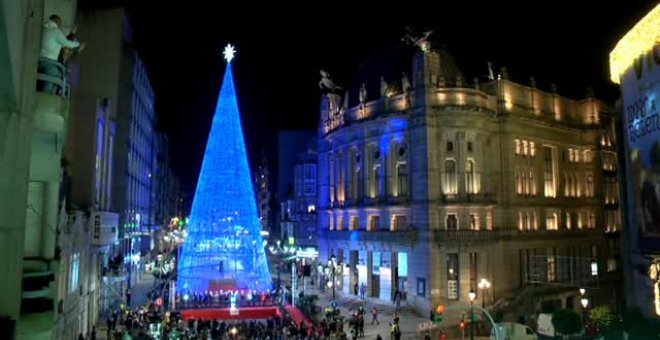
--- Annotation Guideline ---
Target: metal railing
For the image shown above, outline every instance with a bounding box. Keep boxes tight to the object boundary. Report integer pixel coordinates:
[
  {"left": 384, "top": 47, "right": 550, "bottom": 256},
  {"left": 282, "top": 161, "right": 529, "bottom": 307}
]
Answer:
[{"left": 36, "top": 57, "right": 69, "bottom": 97}]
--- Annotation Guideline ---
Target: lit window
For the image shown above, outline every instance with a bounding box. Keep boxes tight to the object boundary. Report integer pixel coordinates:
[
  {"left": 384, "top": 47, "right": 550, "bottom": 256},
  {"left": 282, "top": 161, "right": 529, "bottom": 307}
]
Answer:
[
  {"left": 530, "top": 142, "right": 536, "bottom": 156},
  {"left": 591, "top": 261, "right": 598, "bottom": 276},
  {"left": 523, "top": 141, "right": 529, "bottom": 156},
  {"left": 349, "top": 216, "right": 358, "bottom": 230},
  {"left": 444, "top": 159, "right": 457, "bottom": 194},
  {"left": 543, "top": 146, "right": 556, "bottom": 197},
  {"left": 367, "top": 215, "right": 379, "bottom": 231},
  {"left": 470, "top": 214, "right": 479, "bottom": 230},
  {"left": 307, "top": 204, "right": 316, "bottom": 213},
  {"left": 391, "top": 215, "right": 406, "bottom": 231},
  {"left": 515, "top": 139, "right": 521, "bottom": 155},
  {"left": 466, "top": 160, "right": 477, "bottom": 194},
  {"left": 337, "top": 216, "right": 344, "bottom": 231},
  {"left": 546, "top": 213, "right": 558, "bottom": 230}
]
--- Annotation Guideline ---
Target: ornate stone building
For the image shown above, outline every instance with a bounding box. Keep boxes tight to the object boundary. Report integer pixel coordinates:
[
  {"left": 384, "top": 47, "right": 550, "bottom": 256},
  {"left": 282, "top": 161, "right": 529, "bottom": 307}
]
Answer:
[{"left": 317, "top": 43, "right": 621, "bottom": 315}]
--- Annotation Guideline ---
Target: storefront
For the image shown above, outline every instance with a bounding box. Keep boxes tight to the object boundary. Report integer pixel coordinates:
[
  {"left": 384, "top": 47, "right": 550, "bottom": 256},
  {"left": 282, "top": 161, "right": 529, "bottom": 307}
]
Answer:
[{"left": 609, "top": 3, "right": 660, "bottom": 319}]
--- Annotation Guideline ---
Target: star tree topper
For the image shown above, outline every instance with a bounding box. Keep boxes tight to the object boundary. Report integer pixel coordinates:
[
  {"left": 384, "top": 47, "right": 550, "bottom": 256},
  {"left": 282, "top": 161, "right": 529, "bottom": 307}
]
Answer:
[{"left": 223, "top": 44, "right": 236, "bottom": 63}]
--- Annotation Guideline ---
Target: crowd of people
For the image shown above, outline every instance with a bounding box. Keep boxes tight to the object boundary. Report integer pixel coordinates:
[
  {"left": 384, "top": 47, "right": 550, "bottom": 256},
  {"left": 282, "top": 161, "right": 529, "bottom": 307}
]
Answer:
[{"left": 176, "top": 290, "right": 278, "bottom": 310}]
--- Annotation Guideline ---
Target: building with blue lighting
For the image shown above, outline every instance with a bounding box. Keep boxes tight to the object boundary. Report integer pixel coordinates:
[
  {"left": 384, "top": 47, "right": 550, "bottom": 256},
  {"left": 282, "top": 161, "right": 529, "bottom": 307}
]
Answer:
[{"left": 317, "top": 44, "right": 622, "bottom": 316}]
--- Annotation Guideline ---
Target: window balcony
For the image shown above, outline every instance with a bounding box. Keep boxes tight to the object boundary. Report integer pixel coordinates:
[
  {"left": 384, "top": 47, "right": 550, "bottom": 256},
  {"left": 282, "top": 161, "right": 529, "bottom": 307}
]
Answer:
[
  {"left": 433, "top": 227, "right": 603, "bottom": 247},
  {"left": 36, "top": 58, "right": 70, "bottom": 98},
  {"left": 33, "top": 58, "right": 70, "bottom": 134},
  {"left": 440, "top": 192, "right": 496, "bottom": 204},
  {"left": 319, "top": 228, "right": 418, "bottom": 247}
]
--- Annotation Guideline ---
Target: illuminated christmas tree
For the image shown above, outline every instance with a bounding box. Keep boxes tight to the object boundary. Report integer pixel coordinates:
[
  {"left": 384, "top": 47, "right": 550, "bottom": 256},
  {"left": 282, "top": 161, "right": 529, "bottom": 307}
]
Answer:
[{"left": 177, "top": 45, "right": 271, "bottom": 293}]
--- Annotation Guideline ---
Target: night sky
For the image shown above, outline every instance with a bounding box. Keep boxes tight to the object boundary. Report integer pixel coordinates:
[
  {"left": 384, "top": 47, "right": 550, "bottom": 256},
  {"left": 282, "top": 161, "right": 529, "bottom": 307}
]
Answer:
[{"left": 125, "top": 1, "right": 658, "bottom": 192}]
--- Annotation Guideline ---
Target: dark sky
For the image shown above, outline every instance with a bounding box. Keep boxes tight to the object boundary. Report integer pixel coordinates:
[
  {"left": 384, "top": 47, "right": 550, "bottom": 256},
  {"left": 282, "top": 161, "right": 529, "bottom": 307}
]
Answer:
[{"left": 126, "top": 1, "right": 658, "bottom": 191}]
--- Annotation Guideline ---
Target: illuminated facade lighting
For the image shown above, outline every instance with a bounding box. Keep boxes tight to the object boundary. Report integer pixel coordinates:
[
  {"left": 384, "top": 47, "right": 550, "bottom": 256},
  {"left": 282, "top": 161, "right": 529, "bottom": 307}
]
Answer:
[{"left": 609, "top": 3, "right": 660, "bottom": 84}]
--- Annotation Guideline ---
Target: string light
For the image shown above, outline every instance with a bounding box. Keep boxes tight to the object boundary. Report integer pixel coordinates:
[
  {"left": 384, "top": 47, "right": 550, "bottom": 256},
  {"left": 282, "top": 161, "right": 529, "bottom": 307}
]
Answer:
[{"left": 177, "top": 51, "right": 271, "bottom": 294}]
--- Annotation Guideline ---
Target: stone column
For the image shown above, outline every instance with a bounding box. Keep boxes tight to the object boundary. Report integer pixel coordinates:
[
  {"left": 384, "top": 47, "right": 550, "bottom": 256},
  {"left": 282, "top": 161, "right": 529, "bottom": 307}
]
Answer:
[{"left": 41, "top": 180, "right": 59, "bottom": 259}]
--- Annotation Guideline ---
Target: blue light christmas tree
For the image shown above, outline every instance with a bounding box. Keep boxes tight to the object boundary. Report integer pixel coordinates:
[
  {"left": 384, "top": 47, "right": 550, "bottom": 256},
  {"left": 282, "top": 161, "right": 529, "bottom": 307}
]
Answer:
[{"left": 177, "top": 45, "right": 271, "bottom": 293}]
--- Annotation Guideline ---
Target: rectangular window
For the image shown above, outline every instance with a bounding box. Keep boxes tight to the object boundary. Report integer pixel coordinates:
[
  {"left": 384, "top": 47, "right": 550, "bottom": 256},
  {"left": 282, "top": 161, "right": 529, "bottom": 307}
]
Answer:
[
  {"left": 446, "top": 214, "right": 458, "bottom": 230},
  {"left": 69, "top": 253, "right": 80, "bottom": 293},
  {"left": 547, "top": 248, "right": 557, "bottom": 282},
  {"left": 546, "top": 213, "right": 558, "bottom": 230},
  {"left": 469, "top": 252, "right": 478, "bottom": 295},
  {"left": 543, "top": 146, "right": 556, "bottom": 197},
  {"left": 444, "top": 160, "right": 457, "bottom": 194},
  {"left": 367, "top": 215, "right": 379, "bottom": 231},
  {"left": 398, "top": 252, "right": 408, "bottom": 277},
  {"left": 391, "top": 215, "right": 406, "bottom": 231},
  {"left": 447, "top": 141, "right": 454, "bottom": 152},
  {"left": 373, "top": 252, "right": 381, "bottom": 275},
  {"left": 304, "top": 164, "right": 316, "bottom": 180},
  {"left": 447, "top": 253, "right": 459, "bottom": 300},
  {"left": 470, "top": 214, "right": 479, "bottom": 230},
  {"left": 515, "top": 139, "right": 521, "bottom": 155},
  {"left": 417, "top": 278, "right": 426, "bottom": 297},
  {"left": 349, "top": 216, "right": 358, "bottom": 231},
  {"left": 95, "top": 119, "right": 104, "bottom": 206},
  {"left": 530, "top": 141, "right": 536, "bottom": 156},
  {"left": 396, "top": 163, "right": 408, "bottom": 197},
  {"left": 467, "top": 141, "right": 473, "bottom": 152}
]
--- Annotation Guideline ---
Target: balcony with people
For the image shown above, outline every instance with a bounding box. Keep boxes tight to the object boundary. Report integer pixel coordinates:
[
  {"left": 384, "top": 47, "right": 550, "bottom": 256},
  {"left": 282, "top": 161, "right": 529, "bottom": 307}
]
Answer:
[{"left": 34, "top": 14, "right": 84, "bottom": 134}]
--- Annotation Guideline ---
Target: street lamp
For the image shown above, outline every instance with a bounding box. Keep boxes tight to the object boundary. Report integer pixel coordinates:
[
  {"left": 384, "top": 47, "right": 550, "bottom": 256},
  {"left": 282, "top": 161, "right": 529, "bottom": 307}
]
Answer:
[
  {"left": 478, "top": 278, "right": 491, "bottom": 309},
  {"left": 579, "top": 288, "right": 586, "bottom": 296},
  {"left": 581, "top": 297, "right": 589, "bottom": 333},
  {"left": 330, "top": 255, "right": 337, "bottom": 300},
  {"left": 469, "top": 289, "right": 476, "bottom": 340}
]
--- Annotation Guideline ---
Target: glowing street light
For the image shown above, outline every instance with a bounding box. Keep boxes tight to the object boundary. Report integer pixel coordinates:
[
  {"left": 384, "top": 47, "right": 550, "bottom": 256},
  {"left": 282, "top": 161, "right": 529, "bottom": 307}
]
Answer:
[
  {"left": 581, "top": 297, "right": 589, "bottom": 309},
  {"left": 478, "top": 278, "right": 491, "bottom": 308},
  {"left": 579, "top": 288, "right": 586, "bottom": 296}
]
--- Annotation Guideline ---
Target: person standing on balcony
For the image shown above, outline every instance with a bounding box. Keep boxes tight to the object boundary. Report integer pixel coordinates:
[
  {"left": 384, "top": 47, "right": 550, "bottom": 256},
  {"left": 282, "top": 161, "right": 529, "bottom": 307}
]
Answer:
[{"left": 38, "top": 14, "right": 83, "bottom": 94}]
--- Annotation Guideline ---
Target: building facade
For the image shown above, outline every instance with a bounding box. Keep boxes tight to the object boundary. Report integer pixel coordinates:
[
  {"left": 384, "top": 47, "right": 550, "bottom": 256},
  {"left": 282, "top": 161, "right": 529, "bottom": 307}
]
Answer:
[
  {"left": 280, "top": 143, "right": 318, "bottom": 247},
  {"left": 317, "top": 45, "right": 621, "bottom": 315},
  {"left": 609, "top": 4, "right": 660, "bottom": 319},
  {"left": 0, "top": 0, "right": 83, "bottom": 338},
  {"left": 154, "top": 132, "right": 178, "bottom": 238}
]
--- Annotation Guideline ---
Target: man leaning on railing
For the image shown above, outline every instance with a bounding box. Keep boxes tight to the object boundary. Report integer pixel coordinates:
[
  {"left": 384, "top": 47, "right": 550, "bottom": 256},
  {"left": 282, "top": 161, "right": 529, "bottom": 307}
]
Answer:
[{"left": 38, "top": 14, "right": 84, "bottom": 95}]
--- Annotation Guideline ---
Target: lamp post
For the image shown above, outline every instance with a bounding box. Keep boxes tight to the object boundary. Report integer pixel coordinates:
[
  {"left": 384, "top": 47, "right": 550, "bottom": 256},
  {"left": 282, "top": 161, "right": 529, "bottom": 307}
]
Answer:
[
  {"left": 469, "top": 289, "right": 476, "bottom": 340},
  {"left": 478, "top": 278, "right": 491, "bottom": 309},
  {"left": 581, "top": 296, "right": 589, "bottom": 333},
  {"left": 330, "top": 255, "right": 337, "bottom": 300}
]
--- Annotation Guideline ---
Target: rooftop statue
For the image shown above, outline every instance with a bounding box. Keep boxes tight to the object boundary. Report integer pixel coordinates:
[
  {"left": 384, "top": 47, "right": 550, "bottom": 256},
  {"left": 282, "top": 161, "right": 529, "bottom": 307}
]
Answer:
[{"left": 403, "top": 29, "right": 433, "bottom": 52}]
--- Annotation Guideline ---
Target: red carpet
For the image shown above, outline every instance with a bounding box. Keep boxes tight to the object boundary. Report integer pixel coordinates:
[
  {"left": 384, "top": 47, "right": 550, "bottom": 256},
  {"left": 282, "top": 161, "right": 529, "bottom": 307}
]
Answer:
[
  {"left": 284, "top": 305, "right": 311, "bottom": 325},
  {"left": 180, "top": 307, "right": 281, "bottom": 320}
]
